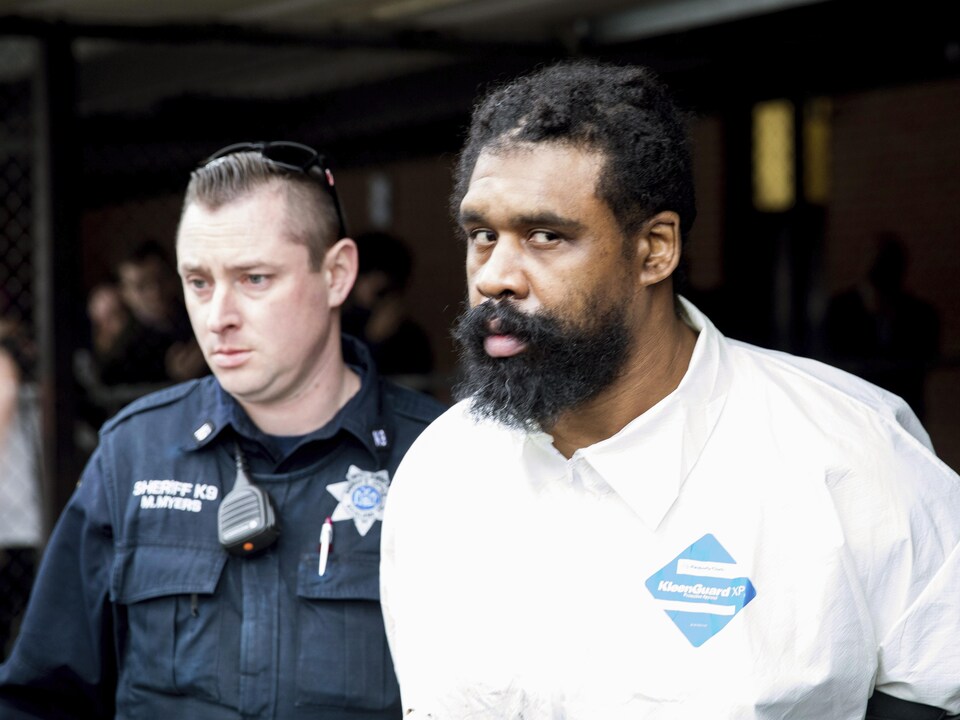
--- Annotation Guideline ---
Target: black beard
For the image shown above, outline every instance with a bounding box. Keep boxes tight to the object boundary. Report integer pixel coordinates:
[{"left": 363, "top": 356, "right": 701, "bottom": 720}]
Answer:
[{"left": 452, "top": 299, "right": 631, "bottom": 431}]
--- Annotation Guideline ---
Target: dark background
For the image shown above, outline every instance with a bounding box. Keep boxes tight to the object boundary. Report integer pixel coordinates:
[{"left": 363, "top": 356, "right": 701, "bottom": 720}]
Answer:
[{"left": 2, "top": 0, "right": 959, "bottom": 543}]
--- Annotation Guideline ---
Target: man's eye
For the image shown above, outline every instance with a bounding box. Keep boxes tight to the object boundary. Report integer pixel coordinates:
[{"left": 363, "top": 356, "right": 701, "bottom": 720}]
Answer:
[
  {"left": 246, "top": 274, "right": 267, "bottom": 285},
  {"left": 469, "top": 229, "right": 496, "bottom": 245},
  {"left": 187, "top": 278, "right": 208, "bottom": 290},
  {"left": 530, "top": 230, "right": 560, "bottom": 243}
]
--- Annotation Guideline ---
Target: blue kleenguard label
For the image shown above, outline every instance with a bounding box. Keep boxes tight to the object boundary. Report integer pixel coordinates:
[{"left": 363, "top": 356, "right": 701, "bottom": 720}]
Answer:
[{"left": 645, "top": 533, "right": 756, "bottom": 647}]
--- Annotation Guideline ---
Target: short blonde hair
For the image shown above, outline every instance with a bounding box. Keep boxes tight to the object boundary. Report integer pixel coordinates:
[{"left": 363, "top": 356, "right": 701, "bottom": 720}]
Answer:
[{"left": 181, "top": 151, "right": 340, "bottom": 270}]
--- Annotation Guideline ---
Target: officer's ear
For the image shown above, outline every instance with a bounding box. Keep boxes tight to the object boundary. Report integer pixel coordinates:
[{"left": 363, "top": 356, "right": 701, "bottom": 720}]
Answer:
[
  {"left": 633, "top": 211, "right": 682, "bottom": 287},
  {"left": 323, "top": 237, "right": 359, "bottom": 309}
]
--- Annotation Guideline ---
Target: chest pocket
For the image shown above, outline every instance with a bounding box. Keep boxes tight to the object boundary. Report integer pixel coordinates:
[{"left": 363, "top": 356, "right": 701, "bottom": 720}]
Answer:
[
  {"left": 295, "top": 549, "right": 400, "bottom": 712},
  {"left": 112, "top": 544, "right": 228, "bottom": 702}
]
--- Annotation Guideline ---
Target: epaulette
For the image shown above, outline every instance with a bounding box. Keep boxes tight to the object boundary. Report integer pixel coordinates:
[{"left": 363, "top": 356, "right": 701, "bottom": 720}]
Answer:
[
  {"left": 380, "top": 379, "right": 448, "bottom": 425},
  {"left": 100, "top": 379, "right": 205, "bottom": 435}
]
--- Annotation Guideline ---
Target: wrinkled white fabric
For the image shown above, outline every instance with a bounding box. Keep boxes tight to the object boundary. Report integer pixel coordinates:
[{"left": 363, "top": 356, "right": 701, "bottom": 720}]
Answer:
[{"left": 381, "top": 298, "right": 960, "bottom": 719}]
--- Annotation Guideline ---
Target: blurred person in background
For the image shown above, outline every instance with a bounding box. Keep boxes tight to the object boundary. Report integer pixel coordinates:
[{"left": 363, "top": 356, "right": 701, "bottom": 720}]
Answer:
[
  {"left": 75, "top": 243, "right": 209, "bottom": 440},
  {"left": 0, "top": 141, "right": 444, "bottom": 719},
  {"left": 86, "top": 282, "right": 130, "bottom": 364},
  {"left": 0, "top": 308, "right": 42, "bottom": 661},
  {"left": 823, "top": 232, "right": 940, "bottom": 421},
  {"left": 342, "top": 231, "right": 434, "bottom": 389},
  {"left": 74, "top": 281, "right": 133, "bottom": 436},
  {"left": 105, "top": 239, "right": 208, "bottom": 386}
]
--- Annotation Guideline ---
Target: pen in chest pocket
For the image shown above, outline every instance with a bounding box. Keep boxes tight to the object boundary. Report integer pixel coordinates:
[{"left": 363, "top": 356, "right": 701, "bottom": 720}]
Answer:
[{"left": 318, "top": 516, "right": 333, "bottom": 576}]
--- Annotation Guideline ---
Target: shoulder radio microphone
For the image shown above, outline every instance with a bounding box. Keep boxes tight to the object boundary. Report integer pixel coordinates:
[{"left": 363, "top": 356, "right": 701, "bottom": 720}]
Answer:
[{"left": 218, "top": 443, "right": 280, "bottom": 556}]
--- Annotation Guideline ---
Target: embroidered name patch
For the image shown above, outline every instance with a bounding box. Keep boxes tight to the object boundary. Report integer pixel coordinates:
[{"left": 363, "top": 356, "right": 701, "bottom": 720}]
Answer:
[
  {"left": 133, "top": 479, "right": 219, "bottom": 513},
  {"left": 326, "top": 465, "right": 390, "bottom": 536},
  {"left": 645, "top": 533, "right": 756, "bottom": 647}
]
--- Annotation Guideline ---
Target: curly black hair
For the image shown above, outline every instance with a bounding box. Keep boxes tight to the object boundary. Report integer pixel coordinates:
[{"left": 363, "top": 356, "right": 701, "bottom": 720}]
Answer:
[{"left": 452, "top": 60, "right": 697, "bottom": 241}]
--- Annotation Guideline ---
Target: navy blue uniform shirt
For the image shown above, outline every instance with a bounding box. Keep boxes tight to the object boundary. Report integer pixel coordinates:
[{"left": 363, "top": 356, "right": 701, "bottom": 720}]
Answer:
[{"left": 0, "top": 337, "right": 445, "bottom": 719}]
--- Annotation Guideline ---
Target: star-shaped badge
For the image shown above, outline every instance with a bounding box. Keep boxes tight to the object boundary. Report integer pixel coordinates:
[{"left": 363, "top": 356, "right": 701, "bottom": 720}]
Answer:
[{"left": 326, "top": 465, "right": 390, "bottom": 536}]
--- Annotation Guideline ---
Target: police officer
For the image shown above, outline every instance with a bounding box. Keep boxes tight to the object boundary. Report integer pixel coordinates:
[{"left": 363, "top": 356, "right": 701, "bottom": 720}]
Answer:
[{"left": 0, "top": 142, "right": 445, "bottom": 718}]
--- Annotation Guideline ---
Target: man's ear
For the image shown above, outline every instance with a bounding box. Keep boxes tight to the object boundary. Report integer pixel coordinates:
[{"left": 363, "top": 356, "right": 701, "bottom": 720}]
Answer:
[
  {"left": 323, "top": 237, "right": 359, "bottom": 308},
  {"left": 635, "top": 211, "right": 682, "bottom": 287}
]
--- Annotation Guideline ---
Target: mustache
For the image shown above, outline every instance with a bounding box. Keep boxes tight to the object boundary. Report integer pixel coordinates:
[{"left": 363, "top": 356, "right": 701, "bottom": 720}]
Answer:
[{"left": 454, "top": 300, "right": 543, "bottom": 347}]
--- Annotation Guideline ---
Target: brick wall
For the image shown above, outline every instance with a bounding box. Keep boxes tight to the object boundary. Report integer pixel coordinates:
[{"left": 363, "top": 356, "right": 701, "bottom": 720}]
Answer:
[{"left": 825, "top": 77, "right": 960, "bottom": 468}]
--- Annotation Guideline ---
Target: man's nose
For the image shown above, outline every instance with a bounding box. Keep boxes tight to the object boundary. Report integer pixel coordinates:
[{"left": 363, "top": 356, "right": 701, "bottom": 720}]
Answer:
[
  {"left": 473, "top": 237, "right": 529, "bottom": 301},
  {"left": 206, "top": 285, "right": 240, "bottom": 333}
]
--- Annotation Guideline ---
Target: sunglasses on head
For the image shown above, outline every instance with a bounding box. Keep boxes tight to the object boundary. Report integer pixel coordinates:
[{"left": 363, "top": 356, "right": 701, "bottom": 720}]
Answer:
[{"left": 201, "top": 141, "right": 347, "bottom": 240}]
